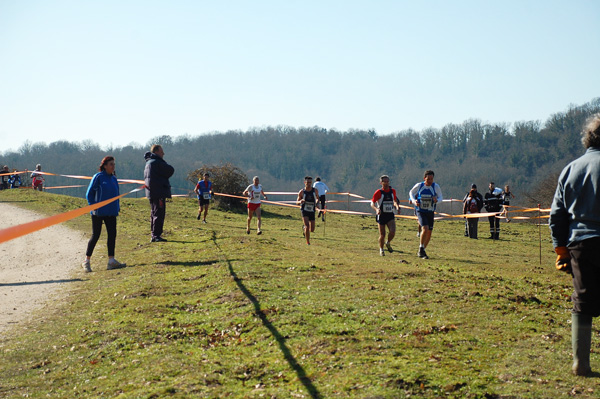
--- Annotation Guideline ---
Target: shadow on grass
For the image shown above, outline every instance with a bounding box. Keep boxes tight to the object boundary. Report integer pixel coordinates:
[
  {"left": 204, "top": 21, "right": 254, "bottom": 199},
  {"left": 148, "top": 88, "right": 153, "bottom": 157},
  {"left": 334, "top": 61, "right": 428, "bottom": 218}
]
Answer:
[
  {"left": 210, "top": 231, "right": 323, "bottom": 399},
  {"left": 0, "top": 278, "right": 85, "bottom": 287},
  {"left": 161, "top": 260, "right": 221, "bottom": 267}
]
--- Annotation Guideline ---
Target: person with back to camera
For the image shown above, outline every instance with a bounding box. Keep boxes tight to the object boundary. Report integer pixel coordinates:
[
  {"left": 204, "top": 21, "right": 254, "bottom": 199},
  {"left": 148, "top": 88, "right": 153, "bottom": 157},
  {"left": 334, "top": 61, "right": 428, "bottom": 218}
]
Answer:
[
  {"left": 1, "top": 165, "right": 10, "bottom": 190},
  {"left": 31, "top": 164, "right": 45, "bottom": 191},
  {"left": 484, "top": 182, "right": 503, "bottom": 239},
  {"left": 297, "top": 176, "right": 319, "bottom": 245},
  {"left": 82, "top": 156, "right": 126, "bottom": 272},
  {"left": 313, "top": 177, "right": 329, "bottom": 222},
  {"left": 371, "top": 175, "right": 400, "bottom": 256},
  {"left": 463, "top": 185, "right": 483, "bottom": 239},
  {"left": 409, "top": 170, "right": 443, "bottom": 259},
  {"left": 550, "top": 113, "right": 600, "bottom": 376},
  {"left": 144, "top": 145, "right": 175, "bottom": 242},
  {"left": 243, "top": 176, "right": 268, "bottom": 235},
  {"left": 194, "top": 172, "right": 213, "bottom": 223}
]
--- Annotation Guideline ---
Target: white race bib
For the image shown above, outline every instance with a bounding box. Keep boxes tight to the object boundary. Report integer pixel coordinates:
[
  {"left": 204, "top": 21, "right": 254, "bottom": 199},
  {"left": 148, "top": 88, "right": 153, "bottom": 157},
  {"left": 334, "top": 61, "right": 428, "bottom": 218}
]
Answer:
[
  {"left": 382, "top": 201, "right": 394, "bottom": 213},
  {"left": 304, "top": 203, "right": 315, "bottom": 212},
  {"left": 203, "top": 192, "right": 210, "bottom": 200},
  {"left": 253, "top": 191, "right": 261, "bottom": 199},
  {"left": 420, "top": 195, "right": 433, "bottom": 210}
]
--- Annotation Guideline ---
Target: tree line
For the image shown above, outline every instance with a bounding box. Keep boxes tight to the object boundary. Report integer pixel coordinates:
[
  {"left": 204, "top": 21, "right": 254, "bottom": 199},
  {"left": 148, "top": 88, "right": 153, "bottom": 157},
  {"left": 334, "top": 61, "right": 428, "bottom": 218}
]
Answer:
[{"left": 1, "top": 97, "right": 599, "bottom": 208}]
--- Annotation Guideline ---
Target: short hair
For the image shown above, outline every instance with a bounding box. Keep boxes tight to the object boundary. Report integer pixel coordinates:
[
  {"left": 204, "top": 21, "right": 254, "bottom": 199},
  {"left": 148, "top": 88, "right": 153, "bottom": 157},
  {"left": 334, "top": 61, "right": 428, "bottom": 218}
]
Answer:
[
  {"left": 203, "top": 172, "right": 210, "bottom": 177},
  {"left": 35, "top": 164, "right": 41, "bottom": 170},
  {"left": 489, "top": 181, "right": 495, "bottom": 185},
  {"left": 582, "top": 113, "right": 600, "bottom": 149},
  {"left": 305, "top": 176, "right": 313, "bottom": 181},
  {"left": 380, "top": 175, "right": 389, "bottom": 182},
  {"left": 151, "top": 144, "right": 162, "bottom": 154},
  {"left": 253, "top": 176, "right": 259, "bottom": 181},
  {"left": 423, "top": 170, "right": 434, "bottom": 178},
  {"left": 315, "top": 177, "right": 321, "bottom": 181}
]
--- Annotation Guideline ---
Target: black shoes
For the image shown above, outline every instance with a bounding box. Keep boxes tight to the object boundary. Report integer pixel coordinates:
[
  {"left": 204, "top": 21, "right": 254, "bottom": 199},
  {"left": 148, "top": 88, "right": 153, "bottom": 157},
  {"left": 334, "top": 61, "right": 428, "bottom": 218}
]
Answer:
[
  {"left": 418, "top": 248, "right": 429, "bottom": 259},
  {"left": 151, "top": 236, "right": 167, "bottom": 242}
]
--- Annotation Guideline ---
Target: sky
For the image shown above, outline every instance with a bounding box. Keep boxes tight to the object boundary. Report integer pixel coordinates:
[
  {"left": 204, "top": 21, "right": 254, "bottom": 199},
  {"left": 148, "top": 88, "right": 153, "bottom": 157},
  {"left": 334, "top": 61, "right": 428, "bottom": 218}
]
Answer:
[{"left": 1, "top": 0, "right": 599, "bottom": 153}]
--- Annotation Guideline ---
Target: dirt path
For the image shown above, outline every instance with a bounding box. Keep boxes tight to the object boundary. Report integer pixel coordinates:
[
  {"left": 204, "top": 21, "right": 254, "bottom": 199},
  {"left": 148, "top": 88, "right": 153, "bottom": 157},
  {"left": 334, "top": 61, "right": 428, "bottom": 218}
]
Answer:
[{"left": 0, "top": 202, "right": 88, "bottom": 336}]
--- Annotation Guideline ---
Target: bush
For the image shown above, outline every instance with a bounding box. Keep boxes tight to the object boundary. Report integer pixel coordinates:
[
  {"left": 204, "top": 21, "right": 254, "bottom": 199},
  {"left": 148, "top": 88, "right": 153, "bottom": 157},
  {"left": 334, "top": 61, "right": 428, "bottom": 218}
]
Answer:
[{"left": 187, "top": 162, "right": 248, "bottom": 211}]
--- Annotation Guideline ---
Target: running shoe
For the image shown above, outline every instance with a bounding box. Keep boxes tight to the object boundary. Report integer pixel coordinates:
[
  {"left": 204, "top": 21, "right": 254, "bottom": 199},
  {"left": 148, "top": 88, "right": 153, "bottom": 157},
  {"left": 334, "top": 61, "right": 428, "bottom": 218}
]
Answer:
[
  {"left": 386, "top": 242, "right": 393, "bottom": 253},
  {"left": 257, "top": 230, "right": 262, "bottom": 235},
  {"left": 246, "top": 229, "right": 250, "bottom": 234},
  {"left": 107, "top": 259, "right": 127, "bottom": 270},
  {"left": 380, "top": 248, "right": 385, "bottom": 256},
  {"left": 202, "top": 219, "right": 207, "bottom": 224},
  {"left": 82, "top": 260, "right": 92, "bottom": 273},
  {"left": 302, "top": 225, "right": 306, "bottom": 237},
  {"left": 197, "top": 214, "right": 201, "bottom": 220},
  {"left": 418, "top": 248, "right": 429, "bottom": 259}
]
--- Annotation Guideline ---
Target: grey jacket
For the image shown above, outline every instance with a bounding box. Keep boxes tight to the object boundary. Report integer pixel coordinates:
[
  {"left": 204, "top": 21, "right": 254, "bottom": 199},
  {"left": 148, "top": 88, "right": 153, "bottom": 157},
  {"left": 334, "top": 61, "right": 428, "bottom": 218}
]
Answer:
[{"left": 550, "top": 147, "right": 600, "bottom": 247}]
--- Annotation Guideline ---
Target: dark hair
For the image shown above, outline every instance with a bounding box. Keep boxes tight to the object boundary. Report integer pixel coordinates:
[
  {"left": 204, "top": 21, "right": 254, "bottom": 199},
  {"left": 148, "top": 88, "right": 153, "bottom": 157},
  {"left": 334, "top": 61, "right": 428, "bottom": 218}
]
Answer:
[
  {"left": 99, "top": 156, "right": 115, "bottom": 174},
  {"left": 305, "top": 176, "right": 313, "bottom": 180},
  {"left": 423, "top": 170, "right": 434, "bottom": 178},
  {"left": 315, "top": 177, "right": 321, "bottom": 181},
  {"left": 380, "top": 175, "right": 389, "bottom": 182},
  {"left": 582, "top": 114, "right": 600, "bottom": 149}
]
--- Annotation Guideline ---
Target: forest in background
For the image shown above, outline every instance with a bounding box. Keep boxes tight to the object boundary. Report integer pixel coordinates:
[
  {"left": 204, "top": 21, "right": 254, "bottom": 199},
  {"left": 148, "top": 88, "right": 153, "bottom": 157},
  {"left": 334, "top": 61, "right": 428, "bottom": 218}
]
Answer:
[{"left": 1, "top": 97, "right": 599, "bottom": 208}]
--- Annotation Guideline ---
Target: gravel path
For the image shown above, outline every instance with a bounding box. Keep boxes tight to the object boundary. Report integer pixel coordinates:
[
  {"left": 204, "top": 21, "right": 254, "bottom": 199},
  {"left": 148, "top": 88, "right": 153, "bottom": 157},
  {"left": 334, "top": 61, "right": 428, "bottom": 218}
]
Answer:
[{"left": 0, "top": 202, "right": 88, "bottom": 336}]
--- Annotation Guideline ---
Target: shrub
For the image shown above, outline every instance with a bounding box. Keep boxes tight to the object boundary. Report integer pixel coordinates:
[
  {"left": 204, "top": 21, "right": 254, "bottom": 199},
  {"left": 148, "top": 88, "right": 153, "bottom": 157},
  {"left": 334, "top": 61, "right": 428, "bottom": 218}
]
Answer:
[{"left": 187, "top": 162, "right": 248, "bottom": 211}]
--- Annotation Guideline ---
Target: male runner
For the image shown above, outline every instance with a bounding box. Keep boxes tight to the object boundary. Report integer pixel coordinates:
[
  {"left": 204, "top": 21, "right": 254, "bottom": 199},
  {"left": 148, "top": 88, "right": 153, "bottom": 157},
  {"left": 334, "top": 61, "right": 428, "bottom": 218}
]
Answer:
[
  {"left": 371, "top": 175, "right": 400, "bottom": 256},
  {"left": 409, "top": 170, "right": 443, "bottom": 259}
]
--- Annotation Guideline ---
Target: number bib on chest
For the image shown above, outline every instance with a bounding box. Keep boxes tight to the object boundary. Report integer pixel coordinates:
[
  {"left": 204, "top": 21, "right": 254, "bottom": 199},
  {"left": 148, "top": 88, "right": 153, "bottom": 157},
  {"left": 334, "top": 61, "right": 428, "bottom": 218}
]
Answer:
[
  {"left": 420, "top": 194, "right": 434, "bottom": 211},
  {"left": 304, "top": 202, "right": 315, "bottom": 212},
  {"left": 381, "top": 201, "right": 394, "bottom": 213},
  {"left": 203, "top": 192, "right": 210, "bottom": 200}
]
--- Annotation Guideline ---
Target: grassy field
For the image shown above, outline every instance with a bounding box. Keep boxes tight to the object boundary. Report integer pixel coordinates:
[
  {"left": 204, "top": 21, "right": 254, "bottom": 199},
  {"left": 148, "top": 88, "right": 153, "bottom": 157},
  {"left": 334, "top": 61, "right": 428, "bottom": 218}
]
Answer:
[{"left": 0, "top": 189, "right": 597, "bottom": 398}]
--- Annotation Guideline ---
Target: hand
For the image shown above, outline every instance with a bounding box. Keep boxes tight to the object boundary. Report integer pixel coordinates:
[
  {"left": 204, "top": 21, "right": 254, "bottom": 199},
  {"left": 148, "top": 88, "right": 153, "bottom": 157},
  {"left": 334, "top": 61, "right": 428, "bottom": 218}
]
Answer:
[{"left": 554, "top": 246, "right": 572, "bottom": 274}]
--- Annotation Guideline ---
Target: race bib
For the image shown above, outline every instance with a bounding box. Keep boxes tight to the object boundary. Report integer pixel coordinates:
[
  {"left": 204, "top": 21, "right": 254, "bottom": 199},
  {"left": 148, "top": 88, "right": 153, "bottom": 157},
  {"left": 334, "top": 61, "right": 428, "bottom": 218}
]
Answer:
[
  {"left": 203, "top": 192, "right": 210, "bottom": 200},
  {"left": 304, "top": 202, "right": 315, "bottom": 212},
  {"left": 382, "top": 201, "right": 394, "bottom": 213},
  {"left": 420, "top": 195, "right": 433, "bottom": 210},
  {"left": 253, "top": 191, "right": 261, "bottom": 199}
]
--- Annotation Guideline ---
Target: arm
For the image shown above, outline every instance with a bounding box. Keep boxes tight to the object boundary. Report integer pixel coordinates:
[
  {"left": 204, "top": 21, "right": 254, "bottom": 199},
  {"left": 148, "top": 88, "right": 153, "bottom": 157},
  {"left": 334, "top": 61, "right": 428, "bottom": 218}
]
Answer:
[
  {"left": 193, "top": 183, "right": 200, "bottom": 195},
  {"left": 261, "top": 189, "right": 268, "bottom": 201},
  {"left": 434, "top": 183, "right": 443, "bottom": 203},
  {"left": 296, "top": 190, "right": 304, "bottom": 205},
  {"left": 85, "top": 174, "right": 101, "bottom": 205},
  {"left": 409, "top": 184, "right": 419, "bottom": 207},
  {"left": 371, "top": 191, "right": 381, "bottom": 214}
]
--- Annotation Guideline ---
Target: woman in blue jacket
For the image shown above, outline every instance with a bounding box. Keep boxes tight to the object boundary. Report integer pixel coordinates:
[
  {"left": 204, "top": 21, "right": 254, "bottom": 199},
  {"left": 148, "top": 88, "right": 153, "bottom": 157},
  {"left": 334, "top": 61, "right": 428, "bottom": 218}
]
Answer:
[{"left": 82, "top": 156, "right": 126, "bottom": 272}]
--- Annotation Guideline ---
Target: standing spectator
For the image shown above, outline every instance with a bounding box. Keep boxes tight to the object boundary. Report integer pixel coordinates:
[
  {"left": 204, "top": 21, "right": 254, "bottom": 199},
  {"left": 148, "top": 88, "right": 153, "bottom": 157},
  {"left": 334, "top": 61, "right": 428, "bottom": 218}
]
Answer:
[
  {"left": 297, "top": 176, "right": 319, "bottom": 245},
  {"left": 9, "top": 169, "right": 22, "bottom": 188},
  {"left": 484, "top": 182, "right": 503, "bottom": 239},
  {"left": 502, "top": 184, "right": 516, "bottom": 223},
  {"left": 194, "top": 172, "right": 213, "bottom": 223},
  {"left": 243, "top": 176, "right": 268, "bottom": 235},
  {"left": 462, "top": 184, "right": 483, "bottom": 237},
  {"left": 31, "top": 164, "right": 45, "bottom": 191},
  {"left": 1, "top": 165, "right": 9, "bottom": 190},
  {"left": 82, "top": 156, "right": 126, "bottom": 272},
  {"left": 371, "top": 175, "right": 400, "bottom": 256},
  {"left": 313, "top": 177, "right": 329, "bottom": 222},
  {"left": 463, "top": 185, "right": 483, "bottom": 239},
  {"left": 549, "top": 113, "right": 600, "bottom": 376},
  {"left": 409, "top": 170, "right": 443, "bottom": 259},
  {"left": 144, "top": 145, "right": 175, "bottom": 242}
]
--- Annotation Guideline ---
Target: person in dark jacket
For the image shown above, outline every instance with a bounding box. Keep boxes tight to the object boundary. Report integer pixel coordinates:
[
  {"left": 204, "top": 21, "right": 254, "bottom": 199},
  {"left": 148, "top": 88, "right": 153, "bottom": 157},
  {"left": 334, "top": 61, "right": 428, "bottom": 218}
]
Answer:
[
  {"left": 82, "top": 156, "right": 126, "bottom": 272},
  {"left": 462, "top": 184, "right": 483, "bottom": 239},
  {"left": 144, "top": 145, "right": 175, "bottom": 242},
  {"left": 484, "top": 182, "right": 503, "bottom": 239},
  {"left": 550, "top": 113, "right": 600, "bottom": 376}
]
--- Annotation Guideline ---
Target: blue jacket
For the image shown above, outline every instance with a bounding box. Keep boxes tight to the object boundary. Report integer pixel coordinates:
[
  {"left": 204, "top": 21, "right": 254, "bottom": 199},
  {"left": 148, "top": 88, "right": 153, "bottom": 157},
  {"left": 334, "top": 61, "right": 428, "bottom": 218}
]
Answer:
[
  {"left": 550, "top": 147, "right": 600, "bottom": 247},
  {"left": 144, "top": 152, "right": 175, "bottom": 199},
  {"left": 86, "top": 171, "right": 120, "bottom": 216}
]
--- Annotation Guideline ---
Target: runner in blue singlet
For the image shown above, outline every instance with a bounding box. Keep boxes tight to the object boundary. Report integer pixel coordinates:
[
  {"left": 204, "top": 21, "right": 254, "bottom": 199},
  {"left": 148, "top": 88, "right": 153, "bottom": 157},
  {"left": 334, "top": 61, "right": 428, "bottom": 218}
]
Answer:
[{"left": 409, "top": 170, "right": 443, "bottom": 259}]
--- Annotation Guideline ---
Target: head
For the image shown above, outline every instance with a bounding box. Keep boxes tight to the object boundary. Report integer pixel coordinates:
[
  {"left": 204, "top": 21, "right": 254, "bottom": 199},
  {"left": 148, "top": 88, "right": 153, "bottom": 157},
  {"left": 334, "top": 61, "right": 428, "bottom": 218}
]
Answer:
[
  {"left": 315, "top": 177, "right": 321, "bottom": 182},
  {"left": 469, "top": 188, "right": 477, "bottom": 197},
  {"left": 489, "top": 182, "right": 495, "bottom": 191},
  {"left": 304, "top": 176, "right": 313, "bottom": 188},
  {"left": 504, "top": 184, "right": 510, "bottom": 191},
  {"left": 99, "top": 156, "right": 116, "bottom": 175},
  {"left": 424, "top": 170, "right": 434, "bottom": 185},
  {"left": 380, "top": 175, "right": 390, "bottom": 189},
  {"left": 471, "top": 183, "right": 477, "bottom": 191},
  {"left": 2, "top": 165, "right": 7, "bottom": 171},
  {"left": 253, "top": 176, "right": 259, "bottom": 185},
  {"left": 151, "top": 144, "right": 164, "bottom": 158},
  {"left": 203, "top": 173, "right": 210, "bottom": 181},
  {"left": 582, "top": 114, "right": 600, "bottom": 149}
]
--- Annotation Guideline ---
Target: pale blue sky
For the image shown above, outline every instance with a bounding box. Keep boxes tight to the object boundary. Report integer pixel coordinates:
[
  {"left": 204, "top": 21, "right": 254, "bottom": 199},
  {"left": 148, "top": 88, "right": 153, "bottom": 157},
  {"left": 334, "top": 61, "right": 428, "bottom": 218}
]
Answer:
[{"left": 1, "top": 1, "right": 598, "bottom": 152}]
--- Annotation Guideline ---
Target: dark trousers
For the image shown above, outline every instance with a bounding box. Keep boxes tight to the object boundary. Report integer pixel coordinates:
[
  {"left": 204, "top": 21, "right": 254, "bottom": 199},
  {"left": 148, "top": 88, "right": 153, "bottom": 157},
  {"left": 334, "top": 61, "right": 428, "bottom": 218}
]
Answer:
[
  {"left": 467, "top": 217, "right": 478, "bottom": 239},
  {"left": 488, "top": 215, "right": 500, "bottom": 237},
  {"left": 150, "top": 198, "right": 166, "bottom": 239},
  {"left": 317, "top": 195, "right": 326, "bottom": 216},
  {"left": 570, "top": 237, "right": 600, "bottom": 316},
  {"left": 86, "top": 215, "right": 117, "bottom": 257}
]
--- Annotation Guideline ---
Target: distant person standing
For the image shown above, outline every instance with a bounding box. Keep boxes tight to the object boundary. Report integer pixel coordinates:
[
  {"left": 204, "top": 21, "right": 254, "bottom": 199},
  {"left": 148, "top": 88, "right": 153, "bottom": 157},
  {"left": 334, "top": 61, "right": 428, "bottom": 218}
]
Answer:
[
  {"left": 297, "top": 176, "right": 319, "bottom": 245},
  {"left": 502, "top": 184, "right": 516, "bottom": 223},
  {"left": 194, "top": 173, "right": 213, "bottom": 223},
  {"left": 462, "top": 184, "right": 483, "bottom": 237},
  {"left": 371, "top": 175, "right": 400, "bottom": 256},
  {"left": 144, "top": 145, "right": 175, "bottom": 242},
  {"left": 313, "top": 177, "right": 329, "bottom": 222},
  {"left": 550, "top": 113, "right": 600, "bottom": 376},
  {"left": 484, "top": 182, "right": 503, "bottom": 239},
  {"left": 409, "top": 170, "right": 443, "bottom": 259},
  {"left": 463, "top": 185, "right": 483, "bottom": 239},
  {"left": 82, "top": 156, "right": 126, "bottom": 272},
  {"left": 243, "top": 176, "right": 268, "bottom": 235},
  {"left": 31, "top": 164, "right": 45, "bottom": 191},
  {"left": 1, "top": 165, "right": 10, "bottom": 190}
]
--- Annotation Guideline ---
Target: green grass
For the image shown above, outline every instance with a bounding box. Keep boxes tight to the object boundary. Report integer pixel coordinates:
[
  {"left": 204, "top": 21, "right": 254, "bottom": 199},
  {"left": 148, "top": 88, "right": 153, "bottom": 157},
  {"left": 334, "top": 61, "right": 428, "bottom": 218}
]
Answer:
[{"left": 0, "top": 189, "right": 595, "bottom": 398}]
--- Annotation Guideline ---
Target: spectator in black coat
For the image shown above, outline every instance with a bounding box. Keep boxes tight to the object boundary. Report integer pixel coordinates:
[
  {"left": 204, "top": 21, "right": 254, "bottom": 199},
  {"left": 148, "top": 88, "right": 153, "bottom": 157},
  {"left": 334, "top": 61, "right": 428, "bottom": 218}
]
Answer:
[
  {"left": 462, "top": 184, "right": 483, "bottom": 238},
  {"left": 484, "top": 182, "right": 503, "bottom": 239},
  {"left": 144, "top": 145, "right": 175, "bottom": 242}
]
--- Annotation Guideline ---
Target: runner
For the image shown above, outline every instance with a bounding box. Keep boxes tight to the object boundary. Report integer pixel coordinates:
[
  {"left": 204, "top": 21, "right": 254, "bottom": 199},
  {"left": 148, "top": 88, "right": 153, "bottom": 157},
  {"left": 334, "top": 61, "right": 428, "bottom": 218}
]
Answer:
[
  {"left": 243, "top": 176, "right": 268, "bottom": 235},
  {"left": 194, "top": 172, "right": 213, "bottom": 223},
  {"left": 313, "top": 177, "right": 329, "bottom": 222},
  {"left": 31, "top": 164, "right": 45, "bottom": 191},
  {"left": 371, "top": 175, "right": 400, "bottom": 256},
  {"left": 409, "top": 170, "right": 443, "bottom": 259},
  {"left": 297, "top": 176, "right": 320, "bottom": 245}
]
